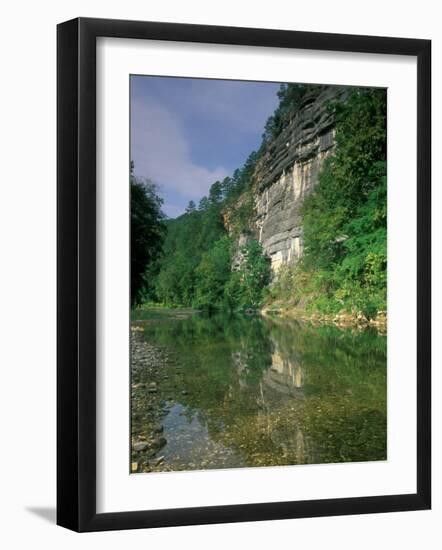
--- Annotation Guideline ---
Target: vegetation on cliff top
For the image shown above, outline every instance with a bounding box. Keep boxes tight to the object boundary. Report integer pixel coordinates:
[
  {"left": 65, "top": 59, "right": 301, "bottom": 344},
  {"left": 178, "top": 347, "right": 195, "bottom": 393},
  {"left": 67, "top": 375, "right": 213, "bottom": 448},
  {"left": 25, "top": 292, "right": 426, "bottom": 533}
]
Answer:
[{"left": 261, "top": 83, "right": 312, "bottom": 144}]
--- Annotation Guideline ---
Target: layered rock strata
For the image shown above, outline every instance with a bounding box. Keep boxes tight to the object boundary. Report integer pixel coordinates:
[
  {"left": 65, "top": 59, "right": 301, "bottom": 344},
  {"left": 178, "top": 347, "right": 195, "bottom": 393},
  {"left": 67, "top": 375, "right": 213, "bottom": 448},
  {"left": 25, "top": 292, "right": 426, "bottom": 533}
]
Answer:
[{"left": 240, "top": 86, "right": 346, "bottom": 272}]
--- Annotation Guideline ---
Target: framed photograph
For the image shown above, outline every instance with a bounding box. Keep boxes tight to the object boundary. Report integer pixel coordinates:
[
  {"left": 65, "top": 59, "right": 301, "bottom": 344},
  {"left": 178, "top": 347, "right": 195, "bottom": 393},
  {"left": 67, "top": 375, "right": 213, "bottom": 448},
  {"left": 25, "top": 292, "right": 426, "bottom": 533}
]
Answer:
[{"left": 57, "top": 17, "right": 431, "bottom": 532}]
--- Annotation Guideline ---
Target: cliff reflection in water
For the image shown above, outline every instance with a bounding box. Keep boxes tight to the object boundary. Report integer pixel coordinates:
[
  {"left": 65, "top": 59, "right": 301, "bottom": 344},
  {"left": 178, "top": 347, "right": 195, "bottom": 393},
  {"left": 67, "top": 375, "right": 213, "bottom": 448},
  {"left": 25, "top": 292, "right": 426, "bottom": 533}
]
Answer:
[{"left": 131, "top": 310, "right": 387, "bottom": 472}]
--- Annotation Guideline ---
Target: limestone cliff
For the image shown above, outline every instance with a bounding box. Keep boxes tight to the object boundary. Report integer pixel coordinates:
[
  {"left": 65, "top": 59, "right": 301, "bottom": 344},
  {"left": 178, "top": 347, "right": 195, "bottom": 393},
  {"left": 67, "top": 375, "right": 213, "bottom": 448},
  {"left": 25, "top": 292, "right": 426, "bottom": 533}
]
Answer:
[{"left": 229, "top": 85, "right": 347, "bottom": 273}]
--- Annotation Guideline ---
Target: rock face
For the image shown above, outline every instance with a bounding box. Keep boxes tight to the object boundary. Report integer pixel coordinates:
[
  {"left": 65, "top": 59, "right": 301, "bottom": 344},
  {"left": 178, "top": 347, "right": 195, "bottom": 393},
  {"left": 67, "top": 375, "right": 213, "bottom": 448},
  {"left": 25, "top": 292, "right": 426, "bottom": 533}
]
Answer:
[{"left": 245, "top": 86, "right": 346, "bottom": 273}]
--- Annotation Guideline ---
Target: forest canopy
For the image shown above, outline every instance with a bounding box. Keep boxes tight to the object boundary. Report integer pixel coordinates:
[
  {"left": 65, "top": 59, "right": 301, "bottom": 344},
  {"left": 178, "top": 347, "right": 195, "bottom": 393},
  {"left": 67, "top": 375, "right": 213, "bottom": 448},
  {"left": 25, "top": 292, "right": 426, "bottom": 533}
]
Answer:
[{"left": 144, "top": 151, "right": 271, "bottom": 311}]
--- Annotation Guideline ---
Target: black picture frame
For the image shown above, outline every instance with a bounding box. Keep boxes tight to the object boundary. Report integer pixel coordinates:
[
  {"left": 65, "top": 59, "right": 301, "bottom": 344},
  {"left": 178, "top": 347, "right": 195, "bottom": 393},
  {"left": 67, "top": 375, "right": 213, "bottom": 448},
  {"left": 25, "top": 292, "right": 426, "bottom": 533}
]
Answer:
[{"left": 57, "top": 17, "right": 431, "bottom": 532}]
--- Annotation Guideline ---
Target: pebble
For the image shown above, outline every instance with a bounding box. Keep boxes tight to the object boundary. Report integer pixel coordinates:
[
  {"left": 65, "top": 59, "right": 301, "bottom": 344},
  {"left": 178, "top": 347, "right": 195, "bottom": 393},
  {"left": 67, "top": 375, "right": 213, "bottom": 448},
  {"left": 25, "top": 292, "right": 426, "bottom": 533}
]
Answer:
[{"left": 155, "top": 436, "right": 167, "bottom": 449}]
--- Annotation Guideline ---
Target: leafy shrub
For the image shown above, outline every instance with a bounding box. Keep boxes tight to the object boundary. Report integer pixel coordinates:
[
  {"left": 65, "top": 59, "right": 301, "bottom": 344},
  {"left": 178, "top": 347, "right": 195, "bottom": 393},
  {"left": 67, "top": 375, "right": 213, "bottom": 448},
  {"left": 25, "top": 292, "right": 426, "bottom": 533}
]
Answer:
[{"left": 225, "top": 241, "right": 271, "bottom": 310}]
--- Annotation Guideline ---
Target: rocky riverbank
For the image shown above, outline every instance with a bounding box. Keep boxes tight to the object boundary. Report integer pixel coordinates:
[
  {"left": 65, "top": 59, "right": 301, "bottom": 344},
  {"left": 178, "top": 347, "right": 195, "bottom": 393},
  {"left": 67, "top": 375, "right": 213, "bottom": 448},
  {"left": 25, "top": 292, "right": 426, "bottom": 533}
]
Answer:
[
  {"left": 130, "top": 326, "right": 175, "bottom": 473},
  {"left": 261, "top": 305, "right": 387, "bottom": 333}
]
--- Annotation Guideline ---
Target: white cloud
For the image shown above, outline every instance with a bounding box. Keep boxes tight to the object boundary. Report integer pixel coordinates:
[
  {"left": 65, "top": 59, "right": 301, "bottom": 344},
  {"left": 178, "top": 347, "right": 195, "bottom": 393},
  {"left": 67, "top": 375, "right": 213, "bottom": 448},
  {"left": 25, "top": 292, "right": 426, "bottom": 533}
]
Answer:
[{"left": 131, "top": 98, "right": 228, "bottom": 204}]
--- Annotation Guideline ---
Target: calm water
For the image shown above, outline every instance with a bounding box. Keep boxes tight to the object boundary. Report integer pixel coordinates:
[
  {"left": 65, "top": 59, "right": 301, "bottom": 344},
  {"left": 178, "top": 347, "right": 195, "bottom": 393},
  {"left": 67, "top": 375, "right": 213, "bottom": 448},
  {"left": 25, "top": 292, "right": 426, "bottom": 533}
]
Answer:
[{"left": 130, "top": 310, "right": 386, "bottom": 472}]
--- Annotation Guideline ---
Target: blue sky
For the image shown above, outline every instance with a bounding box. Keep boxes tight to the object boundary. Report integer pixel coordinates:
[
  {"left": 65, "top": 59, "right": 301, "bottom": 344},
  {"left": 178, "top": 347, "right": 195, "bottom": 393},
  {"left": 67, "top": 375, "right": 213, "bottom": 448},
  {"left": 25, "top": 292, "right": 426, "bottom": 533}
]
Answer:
[{"left": 130, "top": 76, "right": 280, "bottom": 218}]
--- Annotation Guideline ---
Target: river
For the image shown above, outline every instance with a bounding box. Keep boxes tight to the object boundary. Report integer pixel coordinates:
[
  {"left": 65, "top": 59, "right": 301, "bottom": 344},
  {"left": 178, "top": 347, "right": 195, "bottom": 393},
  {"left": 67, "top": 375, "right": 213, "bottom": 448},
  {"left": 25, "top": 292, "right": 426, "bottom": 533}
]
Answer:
[{"left": 130, "top": 309, "right": 386, "bottom": 473}]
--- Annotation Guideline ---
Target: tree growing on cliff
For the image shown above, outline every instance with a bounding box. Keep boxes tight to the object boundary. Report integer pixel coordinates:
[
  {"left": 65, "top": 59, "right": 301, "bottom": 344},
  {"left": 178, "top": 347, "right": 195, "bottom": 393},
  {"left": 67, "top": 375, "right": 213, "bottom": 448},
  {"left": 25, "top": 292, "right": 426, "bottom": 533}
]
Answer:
[
  {"left": 261, "top": 83, "right": 310, "bottom": 143},
  {"left": 130, "top": 168, "right": 166, "bottom": 306}
]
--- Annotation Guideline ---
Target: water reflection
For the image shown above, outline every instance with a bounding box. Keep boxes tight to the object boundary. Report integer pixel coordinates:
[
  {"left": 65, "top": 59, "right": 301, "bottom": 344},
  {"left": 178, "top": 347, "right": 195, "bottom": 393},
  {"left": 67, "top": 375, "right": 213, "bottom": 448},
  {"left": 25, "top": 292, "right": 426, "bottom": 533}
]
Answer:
[{"left": 131, "top": 310, "right": 387, "bottom": 472}]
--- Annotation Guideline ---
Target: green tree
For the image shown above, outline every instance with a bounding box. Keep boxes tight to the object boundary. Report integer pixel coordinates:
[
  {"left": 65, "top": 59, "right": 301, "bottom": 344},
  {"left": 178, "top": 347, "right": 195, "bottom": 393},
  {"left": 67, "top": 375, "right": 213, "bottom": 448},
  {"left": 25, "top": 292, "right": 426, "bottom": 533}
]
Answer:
[
  {"left": 153, "top": 197, "right": 226, "bottom": 306},
  {"left": 198, "top": 196, "right": 210, "bottom": 211},
  {"left": 130, "top": 170, "right": 166, "bottom": 306},
  {"left": 209, "top": 181, "right": 223, "bottom": 205},
  {"left": 298, "top": 88, "right": 387, "bottom": 317},
  {"left": 194, "top": 237, "right": 232, "bottom": 308},
  {"left": 225, "top": 241, "right": 271, "bottom": 309},
  {"left": 185, "top": 200, "right": 196, "bottom": 213}
]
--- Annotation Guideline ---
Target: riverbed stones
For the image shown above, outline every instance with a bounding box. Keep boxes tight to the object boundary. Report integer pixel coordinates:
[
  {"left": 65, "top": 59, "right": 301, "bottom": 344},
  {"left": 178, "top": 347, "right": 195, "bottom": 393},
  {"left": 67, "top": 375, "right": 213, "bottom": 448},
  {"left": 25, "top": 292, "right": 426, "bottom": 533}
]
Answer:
[
  {"left": 154, "top": 436, "right": 167, "bottom": 449},
  {"left": 131, "top": 330, "right": 176, "bottom": 470}
]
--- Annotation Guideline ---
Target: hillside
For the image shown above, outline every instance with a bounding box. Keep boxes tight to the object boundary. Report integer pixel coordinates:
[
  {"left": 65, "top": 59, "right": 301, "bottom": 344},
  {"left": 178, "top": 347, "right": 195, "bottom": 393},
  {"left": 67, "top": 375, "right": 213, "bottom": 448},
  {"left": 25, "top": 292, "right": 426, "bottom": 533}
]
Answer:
[{"left": 142, "top": 83, "right": 387, "bottom": 325}]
